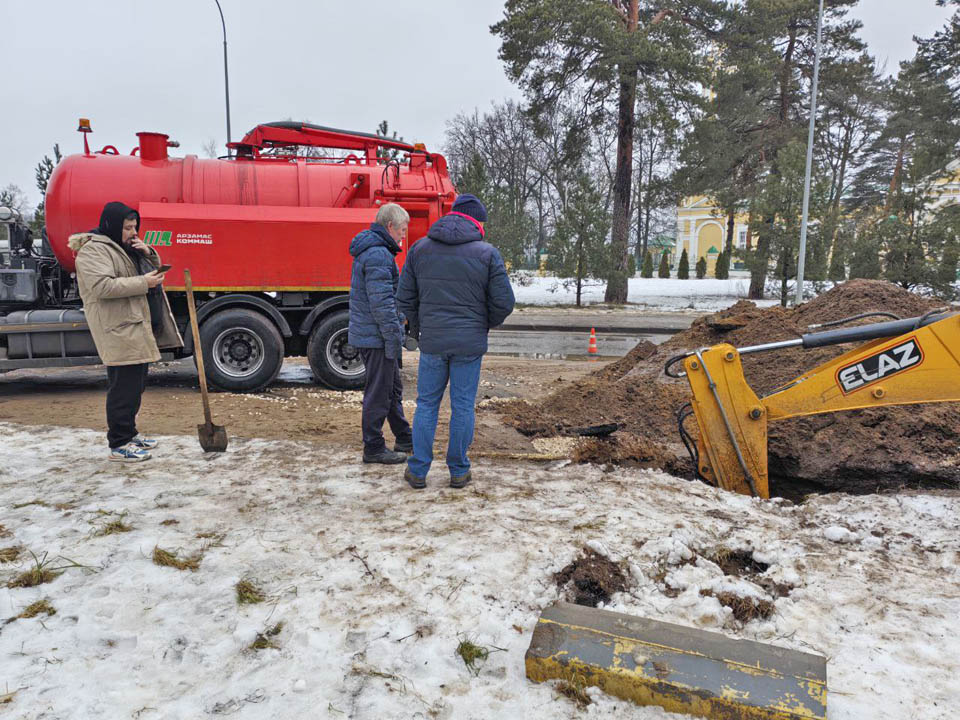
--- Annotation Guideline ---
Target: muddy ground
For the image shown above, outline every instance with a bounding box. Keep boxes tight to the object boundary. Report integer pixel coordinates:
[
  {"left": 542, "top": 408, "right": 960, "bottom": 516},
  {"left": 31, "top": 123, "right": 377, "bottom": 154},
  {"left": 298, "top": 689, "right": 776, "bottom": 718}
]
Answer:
[{"left": 0, "top": 354, "right": 603, "bottom": 460}]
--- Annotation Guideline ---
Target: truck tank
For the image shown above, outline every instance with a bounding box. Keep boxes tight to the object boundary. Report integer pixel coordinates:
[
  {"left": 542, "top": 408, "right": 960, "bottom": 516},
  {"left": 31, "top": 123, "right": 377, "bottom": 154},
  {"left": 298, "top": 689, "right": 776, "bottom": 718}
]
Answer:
[{"left": 45, "top": 121, "right": 457, "bottom": 291}]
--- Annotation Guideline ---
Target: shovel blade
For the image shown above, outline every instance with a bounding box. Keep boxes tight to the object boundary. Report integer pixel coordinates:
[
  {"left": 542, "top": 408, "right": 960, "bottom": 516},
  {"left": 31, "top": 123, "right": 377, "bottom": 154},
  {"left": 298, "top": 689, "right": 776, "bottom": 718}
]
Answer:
[{"left": 198, "top": 422, "right": 228, "bottom": 453}]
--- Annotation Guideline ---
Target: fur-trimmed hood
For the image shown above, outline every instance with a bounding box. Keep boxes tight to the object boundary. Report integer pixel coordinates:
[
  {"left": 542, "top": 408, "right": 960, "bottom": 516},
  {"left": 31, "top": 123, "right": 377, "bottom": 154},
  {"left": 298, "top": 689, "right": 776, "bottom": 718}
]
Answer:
[{"left": 67, "top": 232, "right": 109, "bottom": 253}]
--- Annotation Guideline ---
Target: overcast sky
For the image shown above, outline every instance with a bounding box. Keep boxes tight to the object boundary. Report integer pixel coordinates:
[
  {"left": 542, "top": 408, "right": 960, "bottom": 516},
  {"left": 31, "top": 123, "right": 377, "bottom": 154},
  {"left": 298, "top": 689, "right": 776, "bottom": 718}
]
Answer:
[{"left": 0, "top": 0, "right": 955, "bottom": 210}]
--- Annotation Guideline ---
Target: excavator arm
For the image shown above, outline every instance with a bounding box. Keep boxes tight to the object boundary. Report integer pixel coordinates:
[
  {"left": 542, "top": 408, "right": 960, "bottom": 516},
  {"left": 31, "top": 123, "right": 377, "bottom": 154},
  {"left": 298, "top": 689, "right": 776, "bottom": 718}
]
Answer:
[{"left": 675, "top": 311, "right": 960, "bottom": 498}]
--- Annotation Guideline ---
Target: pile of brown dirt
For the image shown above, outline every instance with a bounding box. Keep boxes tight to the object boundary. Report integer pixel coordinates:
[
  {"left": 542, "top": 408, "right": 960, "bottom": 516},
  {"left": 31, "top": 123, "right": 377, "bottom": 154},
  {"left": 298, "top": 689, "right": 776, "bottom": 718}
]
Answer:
[{"left": 501, "top": 280, "right": 960, "bottom": 495}]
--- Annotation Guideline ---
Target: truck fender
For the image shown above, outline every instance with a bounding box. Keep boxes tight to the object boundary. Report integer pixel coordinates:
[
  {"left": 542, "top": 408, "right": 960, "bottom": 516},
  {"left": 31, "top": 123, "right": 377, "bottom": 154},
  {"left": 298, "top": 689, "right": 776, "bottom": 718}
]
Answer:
[
  {"left": 299, "top": 294, "right": 350, "bottom": 336},
  {"left": 181, "top": 293, "right": 292, "bottom": 355}
]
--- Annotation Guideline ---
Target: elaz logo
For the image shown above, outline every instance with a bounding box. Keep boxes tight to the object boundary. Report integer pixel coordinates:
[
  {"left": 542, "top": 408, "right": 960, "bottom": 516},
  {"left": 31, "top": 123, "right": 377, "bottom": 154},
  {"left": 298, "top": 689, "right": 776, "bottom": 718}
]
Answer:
[
  {"left": 144, "top": 230, "right": 172, "bottom": 246},
  {"left": 836, "top": 338, "right": 923, "bottom": 394}
]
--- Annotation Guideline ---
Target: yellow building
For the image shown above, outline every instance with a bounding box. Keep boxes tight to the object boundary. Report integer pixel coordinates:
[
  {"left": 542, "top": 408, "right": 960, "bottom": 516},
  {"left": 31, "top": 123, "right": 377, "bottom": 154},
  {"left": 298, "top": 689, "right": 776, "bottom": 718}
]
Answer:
[
  {"left": 929, "top": 160, "right": 960, "bottom": 212},
  {"left": 676, "top": 196, "right": 750, "bottom": 276}
]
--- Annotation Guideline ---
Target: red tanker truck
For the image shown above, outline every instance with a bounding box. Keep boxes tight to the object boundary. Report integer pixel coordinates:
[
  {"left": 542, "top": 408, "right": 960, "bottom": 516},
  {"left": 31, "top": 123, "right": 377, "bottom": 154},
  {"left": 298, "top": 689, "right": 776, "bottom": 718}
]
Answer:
[{"left": 0, "top": 120, "right": 457, "bottom": 391}]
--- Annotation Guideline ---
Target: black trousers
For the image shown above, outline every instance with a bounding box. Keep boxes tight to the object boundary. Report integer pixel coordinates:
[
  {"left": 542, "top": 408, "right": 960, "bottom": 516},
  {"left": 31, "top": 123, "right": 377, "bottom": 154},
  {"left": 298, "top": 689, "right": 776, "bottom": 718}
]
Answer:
[
  {"left": 106, "top": 363, "right": 149, "bottom": 449},
  {"left": 359, "top": 348, "right": 411, "bottom": 454}
]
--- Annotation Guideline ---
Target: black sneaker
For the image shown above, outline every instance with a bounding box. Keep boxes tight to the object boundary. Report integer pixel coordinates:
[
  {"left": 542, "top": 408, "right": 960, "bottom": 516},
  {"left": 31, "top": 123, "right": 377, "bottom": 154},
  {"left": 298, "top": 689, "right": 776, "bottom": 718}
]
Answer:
[
  {"left": 450, "top": 470, "right": 472, "bottom": 489},
  {"left": 405, "top": 467, "right": 426, "bottom": 490},
  {"left": 394, "top": 440, "right": 413, "bottom": 454},
  {"left": 363, "top": 449, "right": 407, "bottom": 465}
]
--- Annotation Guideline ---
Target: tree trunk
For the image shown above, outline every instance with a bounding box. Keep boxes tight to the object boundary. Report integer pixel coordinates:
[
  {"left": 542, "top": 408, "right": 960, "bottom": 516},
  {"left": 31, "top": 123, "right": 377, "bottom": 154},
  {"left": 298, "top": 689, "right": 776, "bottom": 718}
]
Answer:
[
  {"left": 603, "top": 0, "right": 639, "bottom": 305},
  {"left": 748, "top": 218, "right": 772, "bottom": 299},
  {"left": 725, "top": 209, "right": 735, "bottom": 253},
  {"left": 634, "top": 162, "right": 644, "bottom": 262},
  {"left": 576, "top": 235, "right": 584, "bottom": 307},
  {"left": 748, "top": 24, "right": 796, "bottom": 301},
  {"left": 779, "top": 244, "right": 790, "bottom": 307}
]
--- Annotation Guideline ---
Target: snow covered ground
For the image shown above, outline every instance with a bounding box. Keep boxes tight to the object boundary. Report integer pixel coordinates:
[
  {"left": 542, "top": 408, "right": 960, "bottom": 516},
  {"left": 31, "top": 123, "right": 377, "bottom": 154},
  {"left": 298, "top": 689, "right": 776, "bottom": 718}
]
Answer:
[
  {"left": 511, "top": 274, "right": 959, "bottom": 311},
  {"left": 1, "top": 421, "right": 958, "bottom": 719},
  {"left": 511, "top": 275, "right": 781, "bottom": 311}
]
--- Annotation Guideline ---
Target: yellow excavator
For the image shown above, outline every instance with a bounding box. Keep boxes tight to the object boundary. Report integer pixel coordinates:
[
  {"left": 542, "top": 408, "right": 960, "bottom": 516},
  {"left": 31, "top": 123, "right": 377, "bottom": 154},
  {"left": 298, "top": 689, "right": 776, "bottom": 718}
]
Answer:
[{"left": 666, "top": 309, "right": 960, "bottom": 498}]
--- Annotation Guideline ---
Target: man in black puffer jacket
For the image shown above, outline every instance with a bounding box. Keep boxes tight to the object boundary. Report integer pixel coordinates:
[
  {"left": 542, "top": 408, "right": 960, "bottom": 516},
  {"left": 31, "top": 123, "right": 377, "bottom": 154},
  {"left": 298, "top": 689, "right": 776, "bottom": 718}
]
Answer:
[{"left": 396, "top": 194, "right": 515, "bottom": 489}]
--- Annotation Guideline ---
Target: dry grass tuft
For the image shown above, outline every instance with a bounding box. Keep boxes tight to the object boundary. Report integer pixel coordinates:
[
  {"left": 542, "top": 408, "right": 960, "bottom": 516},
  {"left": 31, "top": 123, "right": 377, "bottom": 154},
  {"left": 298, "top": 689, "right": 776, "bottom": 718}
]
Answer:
[
  {"left": 6, "top": 552, "right": 90, "bottom": 589},
  {"left": 0, "top": 524, "right": 11, "bottom": 538},
  {"left": 12, "top": 499, "right": 48, "bottom": 509},
  {"left": 152, "top": 546, "right": 202, "bottom": 571},
  {"left": 160, "top": 518, "right": 179, "bottom": 526},
  {"left": 700, "top": 589, "right": 775, "bottom": 623},
  {"left": 17, "top": 598, "right": 56, "bottom": 619},
  {"left": 7, "top": 555, "right": 61, "bottom": 588},
  {"left": 0, "top": 546, "right": 22, "bottom": 564},
  {"left": 572, "top": 517, "right": 607, "bottom": 531},
  {"left": 235, "top": 579, "right": 265, "bottom": 605},
  {"left": 94, "top": 514, "right": 134, "bottom": 537},
  {"left": 556, "top": 676, "right": 592, "bottom": 708},
  {"left": 250, "top": 621, "right": 284, "bottom": 650}
]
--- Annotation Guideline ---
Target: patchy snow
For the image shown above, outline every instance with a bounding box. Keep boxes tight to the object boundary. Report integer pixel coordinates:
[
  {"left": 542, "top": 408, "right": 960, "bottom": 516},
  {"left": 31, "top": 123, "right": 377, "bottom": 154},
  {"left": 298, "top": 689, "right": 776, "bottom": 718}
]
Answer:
[
  {"left": 824, "top": 525, "right": 858, "bottom": 544},
  {"left": 511, "top": 274, "right": 781, "bottom": 311},
  {"left": 1, "top": 421, "right": 958, "bottom": 719}
]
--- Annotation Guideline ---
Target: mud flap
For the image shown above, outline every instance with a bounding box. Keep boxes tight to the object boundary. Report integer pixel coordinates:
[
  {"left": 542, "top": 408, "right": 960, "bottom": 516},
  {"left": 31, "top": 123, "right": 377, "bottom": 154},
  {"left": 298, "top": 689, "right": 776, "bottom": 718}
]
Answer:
[{"left": 525, "top": 602, "right": 826, "bottom": 719}]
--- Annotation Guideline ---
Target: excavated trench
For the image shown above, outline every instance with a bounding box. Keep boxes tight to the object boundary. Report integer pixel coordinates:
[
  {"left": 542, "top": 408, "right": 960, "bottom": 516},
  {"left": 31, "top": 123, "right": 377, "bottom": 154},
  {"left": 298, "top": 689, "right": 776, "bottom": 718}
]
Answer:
[{"left": 500, "top": 280, "right": 960, "bottom": 498}]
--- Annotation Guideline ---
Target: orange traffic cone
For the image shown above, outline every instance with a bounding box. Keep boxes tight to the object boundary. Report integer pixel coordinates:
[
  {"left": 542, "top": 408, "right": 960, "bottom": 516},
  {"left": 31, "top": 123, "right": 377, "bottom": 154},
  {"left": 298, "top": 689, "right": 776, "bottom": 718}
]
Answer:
[{"left": 588, "top": 328, "right": 598, "bottom": 359}]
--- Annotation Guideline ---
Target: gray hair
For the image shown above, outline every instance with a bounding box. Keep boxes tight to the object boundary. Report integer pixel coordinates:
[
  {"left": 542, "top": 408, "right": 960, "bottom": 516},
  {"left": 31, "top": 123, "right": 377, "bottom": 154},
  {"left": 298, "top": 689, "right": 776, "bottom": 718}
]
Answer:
[{"left": 375, "top": 203, "right": 410, "bottom": 229}]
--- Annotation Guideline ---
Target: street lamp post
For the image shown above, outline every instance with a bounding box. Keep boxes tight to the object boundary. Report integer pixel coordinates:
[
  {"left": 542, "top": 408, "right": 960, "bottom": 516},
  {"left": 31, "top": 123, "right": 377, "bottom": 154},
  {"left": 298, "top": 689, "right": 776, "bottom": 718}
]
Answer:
[
  {"left": 214, "top": 0, "right": 232, "bottom": 154},
  {"left": 795, "top": 0, "right": 825, "bottom": 306}
]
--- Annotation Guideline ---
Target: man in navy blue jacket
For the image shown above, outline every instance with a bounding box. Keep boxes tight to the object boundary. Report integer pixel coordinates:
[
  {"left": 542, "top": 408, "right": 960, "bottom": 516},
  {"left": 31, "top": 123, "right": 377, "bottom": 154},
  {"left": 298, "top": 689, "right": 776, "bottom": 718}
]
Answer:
[
  {"left": 396, "top": 194, "right": 515, "bottom": 489},
  {"left": 348, "top": 204, "right": 413, "bottom": 464}
]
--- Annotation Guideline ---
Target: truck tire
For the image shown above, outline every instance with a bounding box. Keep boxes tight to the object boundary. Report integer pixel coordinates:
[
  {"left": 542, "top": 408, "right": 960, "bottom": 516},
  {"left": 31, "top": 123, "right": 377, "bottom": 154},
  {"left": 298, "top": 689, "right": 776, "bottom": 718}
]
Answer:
[
  {"left": 307, "top": 310, "right": 365, "bottom": 390},
  {"left": 200, "top": 308, "right": 284, "bottom": 392}
]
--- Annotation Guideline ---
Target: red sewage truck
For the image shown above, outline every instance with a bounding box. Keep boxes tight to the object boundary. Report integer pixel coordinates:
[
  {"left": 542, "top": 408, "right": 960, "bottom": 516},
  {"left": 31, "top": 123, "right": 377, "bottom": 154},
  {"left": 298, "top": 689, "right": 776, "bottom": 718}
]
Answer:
[{"left": 0, "top": 120, "right": 457, "bottom": 391}]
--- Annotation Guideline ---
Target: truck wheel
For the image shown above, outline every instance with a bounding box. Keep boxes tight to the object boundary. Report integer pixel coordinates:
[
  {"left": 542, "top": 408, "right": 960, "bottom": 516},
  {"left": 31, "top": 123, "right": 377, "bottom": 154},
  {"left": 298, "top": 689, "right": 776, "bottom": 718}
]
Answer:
[
  {"left": 307, "top": 310, "right": 365, "bottom": 390},
  {"left": 200, "top": 308, "right": 284, "bottom": 392}
]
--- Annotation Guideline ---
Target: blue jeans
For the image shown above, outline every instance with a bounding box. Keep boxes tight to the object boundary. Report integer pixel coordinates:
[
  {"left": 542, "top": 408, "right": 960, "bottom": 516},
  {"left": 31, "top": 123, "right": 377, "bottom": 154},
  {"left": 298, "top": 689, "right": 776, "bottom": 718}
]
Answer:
[{"left": 407, "top": 352, "right": 483, "bottom": 479}]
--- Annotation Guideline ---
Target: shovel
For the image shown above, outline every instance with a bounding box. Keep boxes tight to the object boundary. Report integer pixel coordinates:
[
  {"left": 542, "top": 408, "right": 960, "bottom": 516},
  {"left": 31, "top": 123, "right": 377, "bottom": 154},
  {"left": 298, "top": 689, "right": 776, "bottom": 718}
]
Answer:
[{"left": 183, "top": 269, "right": 228, "bottom": 452}]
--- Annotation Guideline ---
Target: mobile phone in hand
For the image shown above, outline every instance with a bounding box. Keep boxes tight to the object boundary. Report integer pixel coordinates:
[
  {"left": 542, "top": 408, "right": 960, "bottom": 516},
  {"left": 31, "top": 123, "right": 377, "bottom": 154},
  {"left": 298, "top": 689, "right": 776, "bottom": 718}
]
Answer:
[{"left": 157, "top": 264, "right": 173, "bottom": 273}]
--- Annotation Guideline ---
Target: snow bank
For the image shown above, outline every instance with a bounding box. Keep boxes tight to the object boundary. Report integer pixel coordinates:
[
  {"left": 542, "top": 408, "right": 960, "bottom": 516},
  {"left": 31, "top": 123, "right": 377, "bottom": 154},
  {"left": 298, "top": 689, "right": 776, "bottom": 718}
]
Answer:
[
  {"left": 512, "top": 275, "right": 780, "bottom": 310},
  {"left": 1, "top": 422, "right": 957, "bottom": 718}
]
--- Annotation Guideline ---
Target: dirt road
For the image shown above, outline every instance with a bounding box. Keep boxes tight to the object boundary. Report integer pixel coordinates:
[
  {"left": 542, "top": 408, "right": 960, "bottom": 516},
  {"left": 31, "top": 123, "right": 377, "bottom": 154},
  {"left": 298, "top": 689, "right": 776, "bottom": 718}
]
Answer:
[{"left": 0, "top": 354, "right": 606, "bottom": 458}]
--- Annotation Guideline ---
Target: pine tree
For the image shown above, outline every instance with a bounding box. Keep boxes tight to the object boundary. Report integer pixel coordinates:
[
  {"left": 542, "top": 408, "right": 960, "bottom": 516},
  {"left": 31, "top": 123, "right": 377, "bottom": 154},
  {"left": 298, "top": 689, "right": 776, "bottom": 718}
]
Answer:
[
  {"left": 641, "top": 250, "right": 654, "bottom": 278},
  {"left": 678, "top": 248, "right": 690, "bottom": 279},
  {"left": 936, "top": 235, "right": 959, "bottom": 299},
  {"left": 715, "top": 250, "right": 730, "bottom": 279},
  {"left": 493, "top": 0, "right": 722, "bottom": 303},
  {"left": 375, "top": 120, "right": 404, "bottom": 160},
  {"left": 679, "top": 0, "right": 864, "bottom": 299},
  {"left": 546, "top": 172, "right": 611, "bottom": 306},
  {"left": 657, "top": 250, "right": 670, "bottom": 278},
  {"left": 696, "top": 256, "right": 707, "bottom": 279},
  {"left": 827, "top": 226, "right": 849, "bottom": 282},
  {"left": 32, "top": 143, "right": 62, "bottom": 232},
  {"left": 848, "top": 231, "right": 882, "bottom": 280}
]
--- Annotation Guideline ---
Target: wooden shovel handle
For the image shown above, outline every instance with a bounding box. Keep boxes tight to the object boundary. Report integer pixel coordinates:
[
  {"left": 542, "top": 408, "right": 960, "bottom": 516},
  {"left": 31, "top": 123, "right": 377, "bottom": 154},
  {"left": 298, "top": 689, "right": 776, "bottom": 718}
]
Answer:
[{"left": 183, "top": 269, "right": 214, "bottom": 426}]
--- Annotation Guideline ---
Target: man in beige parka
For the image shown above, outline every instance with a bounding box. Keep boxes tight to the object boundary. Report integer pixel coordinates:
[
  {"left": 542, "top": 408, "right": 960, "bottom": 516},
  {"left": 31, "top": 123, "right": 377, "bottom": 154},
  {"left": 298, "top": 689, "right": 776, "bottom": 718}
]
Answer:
[{"left": 68, "top": 201, "right": 182, "bottom": 462}]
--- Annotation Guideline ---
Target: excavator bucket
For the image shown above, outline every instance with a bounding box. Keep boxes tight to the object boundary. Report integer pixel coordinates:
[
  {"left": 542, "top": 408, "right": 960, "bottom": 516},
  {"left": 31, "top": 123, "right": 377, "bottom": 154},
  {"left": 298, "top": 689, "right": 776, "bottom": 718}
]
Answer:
[
  {"left": 526, "top": 602, "right": 827, "bottom": 720},
  {"left": 683, "top": 345, "right": 769, "bottom": 497}
]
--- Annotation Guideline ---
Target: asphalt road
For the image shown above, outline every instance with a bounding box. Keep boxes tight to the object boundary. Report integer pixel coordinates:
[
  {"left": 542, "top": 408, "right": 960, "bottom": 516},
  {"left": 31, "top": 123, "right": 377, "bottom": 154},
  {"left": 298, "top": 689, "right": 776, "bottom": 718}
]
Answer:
[
  {"left": 487, "top": 329, "right": 672, "bottom": 358},
  {"left": 501, "top": 308, "right": 700, "bottom": 334},
  {"left": 491, "top": 309, "right": 699, "bottom": 357}
]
